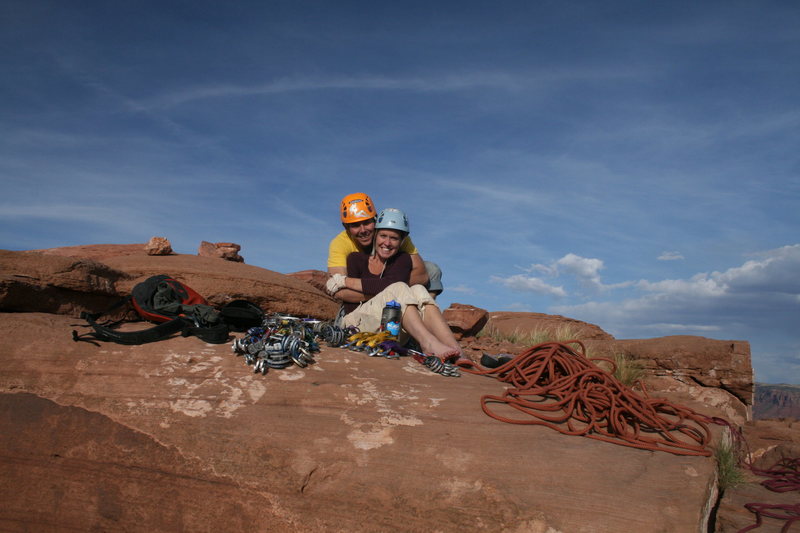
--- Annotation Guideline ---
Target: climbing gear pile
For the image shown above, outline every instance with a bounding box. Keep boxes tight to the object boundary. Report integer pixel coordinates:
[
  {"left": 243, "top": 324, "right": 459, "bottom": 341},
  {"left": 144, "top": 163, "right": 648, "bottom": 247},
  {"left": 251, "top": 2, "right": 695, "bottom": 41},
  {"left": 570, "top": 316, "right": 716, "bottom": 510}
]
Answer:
[
  {"left": 458, "top": 341, "right": 712, "bottom": 456},
  {"left": 232, "top": 315, "right": 316, "bottom": 374},
  {"left": 341, "top": 330, "right": 460, "bottom": 377},
  {"left": 230, "top": 314, "right": 460, "bottom": 377},
  {"left": 230, "top": 314, "right": 357, "bottom": 374}
]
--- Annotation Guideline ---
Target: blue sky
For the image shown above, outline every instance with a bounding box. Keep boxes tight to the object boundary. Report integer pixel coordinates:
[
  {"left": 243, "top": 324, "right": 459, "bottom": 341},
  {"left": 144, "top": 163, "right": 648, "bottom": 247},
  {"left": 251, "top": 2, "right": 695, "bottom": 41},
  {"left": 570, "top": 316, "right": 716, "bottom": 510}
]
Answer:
[{"left": 2, "top": 1, "right": 798, "bottom": 383}]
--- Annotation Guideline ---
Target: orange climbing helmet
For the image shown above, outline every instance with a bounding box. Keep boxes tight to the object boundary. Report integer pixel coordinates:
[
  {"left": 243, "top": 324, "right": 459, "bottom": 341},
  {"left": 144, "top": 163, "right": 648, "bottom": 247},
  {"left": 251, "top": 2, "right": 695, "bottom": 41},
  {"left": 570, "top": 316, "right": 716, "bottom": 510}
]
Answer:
[{"left": 340, "top": 193, "right": 377, "bottom": 224}]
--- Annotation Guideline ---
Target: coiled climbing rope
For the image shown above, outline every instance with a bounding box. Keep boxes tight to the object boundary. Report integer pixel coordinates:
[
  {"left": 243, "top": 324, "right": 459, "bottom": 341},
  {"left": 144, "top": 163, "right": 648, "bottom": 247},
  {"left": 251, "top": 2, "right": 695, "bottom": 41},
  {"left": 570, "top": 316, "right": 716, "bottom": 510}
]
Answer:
[{"left": 458, "top": 341, "right": 712, "bottom": 456}]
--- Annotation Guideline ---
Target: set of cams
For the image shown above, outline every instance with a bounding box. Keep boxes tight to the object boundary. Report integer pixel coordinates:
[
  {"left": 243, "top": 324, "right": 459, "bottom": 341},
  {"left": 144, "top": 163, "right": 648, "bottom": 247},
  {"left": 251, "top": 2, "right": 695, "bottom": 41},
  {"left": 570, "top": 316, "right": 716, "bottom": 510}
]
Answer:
[{"left": 231, "top": 314, "right": 460, "bottom": 377}]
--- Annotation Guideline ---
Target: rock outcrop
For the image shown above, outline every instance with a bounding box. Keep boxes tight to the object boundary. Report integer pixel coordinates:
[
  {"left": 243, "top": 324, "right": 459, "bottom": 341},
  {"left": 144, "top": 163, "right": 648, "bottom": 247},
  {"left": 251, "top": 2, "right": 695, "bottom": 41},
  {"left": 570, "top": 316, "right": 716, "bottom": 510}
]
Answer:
[
  {"left": 583, "top": 336, "right": 753, "bottom": 425},
  {"left": 485, "top": 311, "right": 614, "bottom": 341},
  {"left": 145, "top": 236, "right": 173, "bottom": 256},
  {"left": 287, "top": 269, "right": 329, "bottom": 293},
  {"left": 198, "top": 241, "right": 244, "bottom": 262},
  {"left": 443, "top": 303, "right": 488, "bottom": 339},
  {"left": 0, "top": 250, "right": 127, "bottom": 316},
  {"left": 0, "top": 244, "right": 788, "bottom": 532},
  {"left": 2, "top": 247, "right": 339, "bottom": 320}
]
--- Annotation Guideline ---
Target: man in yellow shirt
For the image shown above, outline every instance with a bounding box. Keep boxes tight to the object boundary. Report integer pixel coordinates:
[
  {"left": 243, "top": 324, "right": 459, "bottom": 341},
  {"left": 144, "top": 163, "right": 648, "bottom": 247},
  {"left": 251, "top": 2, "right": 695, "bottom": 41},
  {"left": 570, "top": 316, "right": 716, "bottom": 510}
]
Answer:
[{"left": 327, "top": 193, "right": 442, "bottom": 304}]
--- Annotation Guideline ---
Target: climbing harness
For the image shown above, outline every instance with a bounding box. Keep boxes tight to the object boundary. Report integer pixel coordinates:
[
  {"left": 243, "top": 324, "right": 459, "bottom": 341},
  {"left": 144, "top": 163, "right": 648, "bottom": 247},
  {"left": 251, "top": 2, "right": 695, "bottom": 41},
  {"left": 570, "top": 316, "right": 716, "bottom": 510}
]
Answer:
[{"left": 458, "top": 341, "right": 711, "bottom": 456}]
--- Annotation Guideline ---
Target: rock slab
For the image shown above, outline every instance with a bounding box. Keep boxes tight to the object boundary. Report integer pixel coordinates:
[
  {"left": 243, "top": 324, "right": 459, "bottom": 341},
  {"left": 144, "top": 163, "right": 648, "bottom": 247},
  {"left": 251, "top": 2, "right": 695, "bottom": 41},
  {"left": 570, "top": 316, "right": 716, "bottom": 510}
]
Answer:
[{"left": 1, "top": 312, "right": 719, "bottom": 532}]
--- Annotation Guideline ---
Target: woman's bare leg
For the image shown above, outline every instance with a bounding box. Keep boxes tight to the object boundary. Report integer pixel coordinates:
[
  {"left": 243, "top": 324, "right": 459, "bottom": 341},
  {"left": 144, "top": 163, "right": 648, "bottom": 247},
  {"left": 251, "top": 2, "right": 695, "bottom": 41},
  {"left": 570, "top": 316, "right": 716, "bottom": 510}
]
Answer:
[
  {"left": 421, "top": 305, "right": 462, "bottom": 356},
  {"left": 401, "top": 305, "right": 460, "bottom": 359}
]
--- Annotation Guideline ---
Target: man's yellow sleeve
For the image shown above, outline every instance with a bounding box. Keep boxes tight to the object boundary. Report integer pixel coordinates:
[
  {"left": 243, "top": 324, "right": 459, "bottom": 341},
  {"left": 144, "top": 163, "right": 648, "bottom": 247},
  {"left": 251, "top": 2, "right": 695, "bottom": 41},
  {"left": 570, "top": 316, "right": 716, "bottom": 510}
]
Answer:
[
  {"left": 401, "top": 236, "right": 419, "bottom": 255},
  {"left": 327, "top": 231, "right": 358, "bottom": 268}
]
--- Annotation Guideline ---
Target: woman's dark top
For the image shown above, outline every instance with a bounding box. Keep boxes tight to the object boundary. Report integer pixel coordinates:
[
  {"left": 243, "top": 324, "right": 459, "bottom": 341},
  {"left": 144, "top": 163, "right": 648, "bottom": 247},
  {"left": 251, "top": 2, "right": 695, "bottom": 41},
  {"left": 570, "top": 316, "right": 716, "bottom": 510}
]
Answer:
[{"left": 343, "top": 251, "right": 412, "bottom": 313}]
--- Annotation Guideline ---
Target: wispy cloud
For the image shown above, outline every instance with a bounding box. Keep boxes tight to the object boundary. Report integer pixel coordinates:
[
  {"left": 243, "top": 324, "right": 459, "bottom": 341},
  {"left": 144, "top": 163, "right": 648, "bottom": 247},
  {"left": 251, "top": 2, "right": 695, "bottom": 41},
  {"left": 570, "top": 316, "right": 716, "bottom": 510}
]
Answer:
[
  {"left": 448, "top": 284, "right": 477, "bottom": 295},
  {"left": 658, "top": 251, "right": 684, "bottom": 261},
  {"left": 490, "top": 274, "right": 566, "bottom": 297},
  {"left": 141, "top": 67, "right": 645, "bottom": 110},
  {"left": 143, "top": 73, "right": 522, "bottom": 109}
]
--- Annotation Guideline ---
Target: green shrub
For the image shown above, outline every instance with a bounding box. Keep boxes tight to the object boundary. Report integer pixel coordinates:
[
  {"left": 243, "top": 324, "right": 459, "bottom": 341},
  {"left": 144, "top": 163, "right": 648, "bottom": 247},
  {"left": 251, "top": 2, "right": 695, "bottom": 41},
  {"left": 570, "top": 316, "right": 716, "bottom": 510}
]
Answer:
[{"left": 714, "top": 430, "right": 745, "bottom": 492}]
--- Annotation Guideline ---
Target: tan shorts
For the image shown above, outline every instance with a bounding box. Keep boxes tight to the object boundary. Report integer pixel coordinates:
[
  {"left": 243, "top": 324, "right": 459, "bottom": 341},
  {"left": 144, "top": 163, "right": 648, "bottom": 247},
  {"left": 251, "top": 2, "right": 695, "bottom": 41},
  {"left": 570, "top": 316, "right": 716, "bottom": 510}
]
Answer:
[{"left": 342, "top": 282, "right": 436, "bottom": 336}]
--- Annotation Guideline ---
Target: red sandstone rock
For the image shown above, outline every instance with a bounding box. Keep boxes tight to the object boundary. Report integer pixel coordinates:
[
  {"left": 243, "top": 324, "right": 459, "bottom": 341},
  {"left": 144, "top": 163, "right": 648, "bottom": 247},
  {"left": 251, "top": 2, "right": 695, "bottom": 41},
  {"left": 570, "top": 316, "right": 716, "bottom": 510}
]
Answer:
[
  {"left": 198, "top": 241, "right": 244, "bottom": 262},
  {"left": 485, "top": 311, "right": 614, "bottom": 341},
  {"left": 0, "top": 250, "right": 128, "bottom": 316},
  {"left": 584, "top": 336, "right": 753, "bottom": 410},
  {"left": 0, "top": 243, "right": 771, "bottom": 531},
  {"left": 145, "top": 236, "right": 173, "bottom": 256},
  {"left": 287, "top": 269, "right": 329, "bottom": 293},
  {"left": 1, "top": 312, "right": 725, "bottom": 532},
  {"left": 443, "top": 303, "right": 488, "bottom": 340},
  {"left": 1, "top": 247, "right": 339, "bottom": 320},
  {"left": 31, "top": 243, "right": 146, "bottom": 260},
  {"left": 714, "top": 419, "right": 800, "bottom": 532}
]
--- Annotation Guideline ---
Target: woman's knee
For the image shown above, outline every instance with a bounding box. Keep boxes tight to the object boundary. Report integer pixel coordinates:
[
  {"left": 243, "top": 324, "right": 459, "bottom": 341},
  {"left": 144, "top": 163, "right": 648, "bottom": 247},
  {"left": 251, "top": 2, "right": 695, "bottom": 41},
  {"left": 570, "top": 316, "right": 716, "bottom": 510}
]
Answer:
[{"left": 410, "top": 284, "right": 436, "bottom": 306}]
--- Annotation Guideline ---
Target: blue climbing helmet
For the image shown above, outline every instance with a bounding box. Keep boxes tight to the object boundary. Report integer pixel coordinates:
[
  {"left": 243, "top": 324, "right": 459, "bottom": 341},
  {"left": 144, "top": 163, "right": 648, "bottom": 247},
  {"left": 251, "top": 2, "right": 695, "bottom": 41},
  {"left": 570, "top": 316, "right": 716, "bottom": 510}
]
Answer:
[{"left": 375, "top": 208, "right": 409, "bottom": 235}]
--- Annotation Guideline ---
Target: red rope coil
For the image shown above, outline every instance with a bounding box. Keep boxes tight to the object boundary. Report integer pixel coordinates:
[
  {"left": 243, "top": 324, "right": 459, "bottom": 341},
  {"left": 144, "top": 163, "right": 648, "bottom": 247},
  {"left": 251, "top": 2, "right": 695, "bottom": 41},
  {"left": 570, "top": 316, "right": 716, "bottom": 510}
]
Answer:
[{"left": 459, "top": 341, "right": 712, "bottom": 456}]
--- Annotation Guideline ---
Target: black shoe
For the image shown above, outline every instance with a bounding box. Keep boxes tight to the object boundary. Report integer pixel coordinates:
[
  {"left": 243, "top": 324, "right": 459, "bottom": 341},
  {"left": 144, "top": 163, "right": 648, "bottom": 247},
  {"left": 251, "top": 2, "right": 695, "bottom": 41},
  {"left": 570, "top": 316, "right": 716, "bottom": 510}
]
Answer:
[{"left": 480, "top": 352, "right": 513, "bottom": 369}]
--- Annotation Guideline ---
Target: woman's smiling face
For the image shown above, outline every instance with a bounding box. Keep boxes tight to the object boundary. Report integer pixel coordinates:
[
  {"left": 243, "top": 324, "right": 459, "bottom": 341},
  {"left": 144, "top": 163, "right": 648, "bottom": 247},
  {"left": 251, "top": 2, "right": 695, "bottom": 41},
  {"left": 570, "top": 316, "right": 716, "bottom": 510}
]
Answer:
[{"left": 374, "top": 229, "right": 403, "bottom": 260}]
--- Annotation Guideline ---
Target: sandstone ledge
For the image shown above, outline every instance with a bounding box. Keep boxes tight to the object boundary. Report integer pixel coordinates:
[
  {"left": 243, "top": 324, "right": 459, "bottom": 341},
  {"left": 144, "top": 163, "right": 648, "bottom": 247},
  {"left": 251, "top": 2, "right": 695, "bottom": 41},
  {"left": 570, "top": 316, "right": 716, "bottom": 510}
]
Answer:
[{"left": 1, "top": 312, "right": 719, "bottom": 532}]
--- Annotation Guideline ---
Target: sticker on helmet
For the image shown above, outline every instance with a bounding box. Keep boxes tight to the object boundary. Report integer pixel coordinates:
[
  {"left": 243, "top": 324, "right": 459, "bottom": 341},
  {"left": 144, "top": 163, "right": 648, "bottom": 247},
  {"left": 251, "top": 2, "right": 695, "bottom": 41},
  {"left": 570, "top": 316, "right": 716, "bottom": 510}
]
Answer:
[{"left": 349, "top": 203, "right": 369, "bottom": 218}]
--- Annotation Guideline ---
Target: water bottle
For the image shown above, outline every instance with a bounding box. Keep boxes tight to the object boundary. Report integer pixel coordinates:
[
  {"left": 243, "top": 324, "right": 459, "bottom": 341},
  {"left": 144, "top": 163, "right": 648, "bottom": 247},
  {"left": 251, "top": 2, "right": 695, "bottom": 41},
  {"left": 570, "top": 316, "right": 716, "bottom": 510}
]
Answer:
[{"left": 380, "top": 300, "right": 402, "bottom": 336}]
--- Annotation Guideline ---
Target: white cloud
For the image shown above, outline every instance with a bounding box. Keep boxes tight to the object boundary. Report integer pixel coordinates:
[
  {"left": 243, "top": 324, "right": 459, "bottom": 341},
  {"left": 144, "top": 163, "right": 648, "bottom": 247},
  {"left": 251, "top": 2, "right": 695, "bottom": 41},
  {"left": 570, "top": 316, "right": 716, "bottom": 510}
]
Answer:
[
  {"left": 639, "top": 244, "right": 800, "bottom": 297},
  {"left": 520, "top": 253, "right": 634, "bottom": 293},
  {"left": 555, "top": 253, "right": 604, "bottom": 288},
  {"left": 449, "top": 284, "right": 476, "bottom": 295},
  {"left": 553, "top": 244, "right": 800, "bottom": 340},
  {"left": 490, "top": 274, "right": 566, "bottom": 297},
  {"left": 658, "top": 251, "right": 684, "bottom": 261}
]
